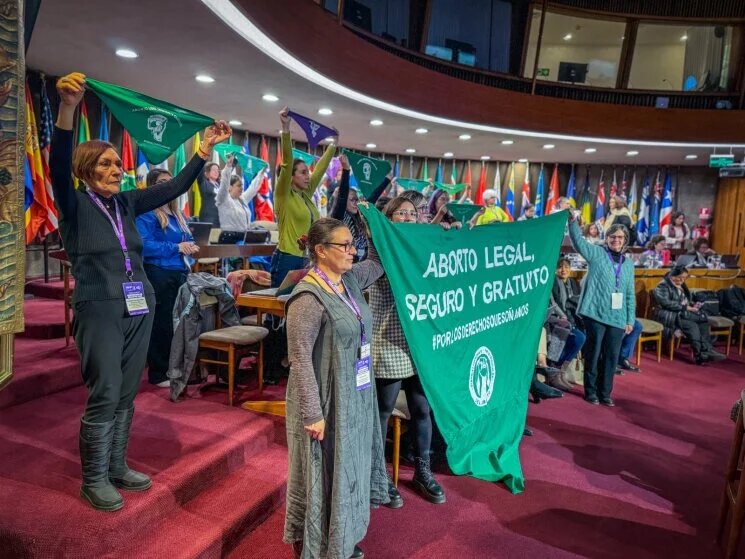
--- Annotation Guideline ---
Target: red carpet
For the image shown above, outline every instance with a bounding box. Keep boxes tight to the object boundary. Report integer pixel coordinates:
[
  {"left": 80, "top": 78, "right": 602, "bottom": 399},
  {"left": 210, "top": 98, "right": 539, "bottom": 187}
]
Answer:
[{"left": 4, "top": 291, "right": 745, "bottom": 557}]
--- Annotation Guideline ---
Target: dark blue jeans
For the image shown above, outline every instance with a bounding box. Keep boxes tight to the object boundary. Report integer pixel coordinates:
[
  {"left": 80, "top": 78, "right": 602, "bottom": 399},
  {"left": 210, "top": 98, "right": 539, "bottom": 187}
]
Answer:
[
  {"left": 558, "top": 328, "right": 586, "bottom": 364},
  {"left": 582, "top": 317, "right": 625, "bottom": 401},
  {"left": 619, "top": 319, "right": 643, "bottom": 361},
  {"left": 270, "top": 249, "right": 306, "bottom": 288}
]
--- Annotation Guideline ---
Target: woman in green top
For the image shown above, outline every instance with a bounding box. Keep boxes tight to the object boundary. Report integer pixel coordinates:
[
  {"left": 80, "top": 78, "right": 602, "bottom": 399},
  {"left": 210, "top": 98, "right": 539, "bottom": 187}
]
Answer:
[
  {"left": 271, "top": 107, "right": 336, "bottom": 287},
  {"left": 470, "top": 189, "right": 510, "bottom": 227}
]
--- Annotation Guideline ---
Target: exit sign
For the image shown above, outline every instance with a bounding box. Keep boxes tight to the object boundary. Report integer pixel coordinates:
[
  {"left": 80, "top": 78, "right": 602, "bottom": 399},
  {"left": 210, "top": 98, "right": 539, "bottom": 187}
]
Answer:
[
  {"left": 537, "top": 68, "right": 550, "bottom": 77},
  {"left": 710, "top": 154, "right": 735, "bottom": 168}
]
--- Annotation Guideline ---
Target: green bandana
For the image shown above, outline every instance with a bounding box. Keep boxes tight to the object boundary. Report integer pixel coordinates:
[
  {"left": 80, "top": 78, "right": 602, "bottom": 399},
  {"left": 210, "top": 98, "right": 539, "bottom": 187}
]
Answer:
[{"left": 446, "top": 203, "right": 483, "bottom": 223}]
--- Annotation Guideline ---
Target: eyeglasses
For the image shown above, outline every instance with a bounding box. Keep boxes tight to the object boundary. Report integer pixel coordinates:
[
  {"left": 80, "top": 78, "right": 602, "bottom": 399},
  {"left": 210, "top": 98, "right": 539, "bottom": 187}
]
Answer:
[
  {"left": 325, "top": 241, "right": 356, "bottom": 253},
  {"left": 607, "top": 235, "right": 626, "bottom": 241},
  {"left": 393, "top": 210, "right": 418, "bottom": 218}
]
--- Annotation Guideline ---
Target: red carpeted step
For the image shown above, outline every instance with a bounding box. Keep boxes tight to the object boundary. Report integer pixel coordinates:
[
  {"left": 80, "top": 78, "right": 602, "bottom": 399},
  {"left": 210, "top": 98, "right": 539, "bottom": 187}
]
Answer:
[
  {"left": 0, "top": 337, "right": 81, "bottom": 409},
  {"left": 18, "top": 298, "right": 67, "bottom": 340},
  {"left": 25, "top": 279, "right": 73, "bottom": 301}
]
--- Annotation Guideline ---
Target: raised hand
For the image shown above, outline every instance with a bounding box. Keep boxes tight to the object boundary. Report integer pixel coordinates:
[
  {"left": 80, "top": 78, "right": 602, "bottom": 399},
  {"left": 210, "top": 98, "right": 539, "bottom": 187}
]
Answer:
[
  {"left": 56, "top": 72, "right": 86, "bottom": 107},
  {"left": 203, "top": 120, "right": 232, "bottom": 148},
  {"left": 279, "top": 106, "right": 291, "bottom": 131},
  {"left": 339, "top": 154, "right": 350, "bottom": 170}
]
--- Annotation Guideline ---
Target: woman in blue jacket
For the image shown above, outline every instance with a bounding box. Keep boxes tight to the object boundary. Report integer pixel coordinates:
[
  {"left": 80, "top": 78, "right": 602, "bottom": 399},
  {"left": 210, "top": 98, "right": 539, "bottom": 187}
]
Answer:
[{"left": 136, "top": 169, "right": 200, "bottom": 386}]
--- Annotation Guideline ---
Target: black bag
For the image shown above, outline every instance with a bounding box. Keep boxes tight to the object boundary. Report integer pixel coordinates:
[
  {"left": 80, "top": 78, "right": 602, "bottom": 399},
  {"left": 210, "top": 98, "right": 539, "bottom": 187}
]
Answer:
[
  {"left": 692, "top": 290, "right": 720, "bottom": 316},
  {"left": 719, "top": 286, "right": 745, "bottom": 319}
]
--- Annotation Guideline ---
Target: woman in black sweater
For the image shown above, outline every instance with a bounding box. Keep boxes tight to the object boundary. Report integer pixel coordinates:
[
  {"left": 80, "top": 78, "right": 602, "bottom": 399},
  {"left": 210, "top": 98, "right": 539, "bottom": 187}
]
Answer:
[{"left": 51, "top": 72, "right": 231, "bottom": 511}]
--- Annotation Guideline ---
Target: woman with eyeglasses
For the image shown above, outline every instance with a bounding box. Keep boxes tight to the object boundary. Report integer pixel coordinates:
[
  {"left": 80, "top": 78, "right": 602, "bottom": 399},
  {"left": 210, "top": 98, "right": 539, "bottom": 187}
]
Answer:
[
  {"left": 136, "top": 169, "right": 199, "bottom": 388},
  {"left": 369, "top": 195, "right": 446, "bottom": 510},
  {"left": 568, "top": 215, "right": 635, "bottom": 407},
  {"left": 284, "top": 217, "right": 388, "bottom": 559},
  {"left": 396, "top": 189, "right": 430, "bottom": 223}
]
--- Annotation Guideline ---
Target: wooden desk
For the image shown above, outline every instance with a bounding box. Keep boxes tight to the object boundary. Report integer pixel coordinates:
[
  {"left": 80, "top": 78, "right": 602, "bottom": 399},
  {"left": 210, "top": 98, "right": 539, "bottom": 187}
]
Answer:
[
  {"left": 197, "top": 243, "right": 275, "bottom": 259},
  {"left": 236, "top": 288, "right": 290, "bottom": 324}
]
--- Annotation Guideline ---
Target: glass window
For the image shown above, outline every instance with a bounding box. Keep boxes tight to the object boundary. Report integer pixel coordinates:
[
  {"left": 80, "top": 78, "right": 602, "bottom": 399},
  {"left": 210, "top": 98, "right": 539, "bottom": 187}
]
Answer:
[
  {"left": 343, "top": 0, "right": 410, "bottom": 47},
  {"left": 524, "top": 9, "right": 625, "bottom": 88},
  {"left": 425, "top": 0, "right": 512, "bottom": 73},
  {"left": 629, "top": 23, "right": 733, "bottom": 91}
]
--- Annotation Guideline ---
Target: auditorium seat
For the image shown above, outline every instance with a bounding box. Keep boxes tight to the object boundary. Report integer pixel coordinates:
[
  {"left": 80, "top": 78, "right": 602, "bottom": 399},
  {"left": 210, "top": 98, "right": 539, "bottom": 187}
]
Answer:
[
  {"left": 717, "top": 390, "right": 745, "bottom": 558},
  {"left": 636, "top": 318, "right": 663, "bottom": 363},
  {"left": 689, "top": 287, "right": 734, "bottom": 355}
]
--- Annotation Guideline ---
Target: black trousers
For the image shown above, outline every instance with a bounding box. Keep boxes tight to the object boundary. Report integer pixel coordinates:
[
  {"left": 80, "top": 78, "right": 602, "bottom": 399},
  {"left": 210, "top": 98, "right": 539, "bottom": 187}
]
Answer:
[
  {"left": 73, "top": 296, "right": 155, "bottom": 423},
  {"left": 582, "top": 317, "right": 625, "bottom": 401},
  {"left": 377, "top": 376, "right": 432, "bottom": 459},
  {"left": 144, "top": 264, "right": 187, "bottom": 384},
  {"left": 677, "top": 317, "right": 712, "bottom": 358}
]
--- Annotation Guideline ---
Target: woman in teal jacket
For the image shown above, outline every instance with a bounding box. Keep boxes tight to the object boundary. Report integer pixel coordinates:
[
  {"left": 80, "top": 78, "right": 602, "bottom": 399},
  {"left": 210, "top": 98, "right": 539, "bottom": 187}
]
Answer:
[{"left": 568, "top": 215, "right": 635, "bottom": 406}]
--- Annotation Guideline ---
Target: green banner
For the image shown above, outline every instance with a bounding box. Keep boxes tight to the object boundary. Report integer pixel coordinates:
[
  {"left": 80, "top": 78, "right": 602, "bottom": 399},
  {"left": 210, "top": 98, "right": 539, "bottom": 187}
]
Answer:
[
  {"left": 395, "top": 178, "right": 430, "bottom": 192},
  {"left": 446, "top": 202, "right": 482, "bottom": 223},
  {"left": 292, "top": 148, "right": 316, "bottom": 167},
  {"left": 435, "top": 182, "right": 466, "bottom": 196},
  {"left": 360, "top": 207, "right": 567, "bottom": 492},
  {"left": 86, "top": 78, "right": 214, "bottom": 165},
  {"left": 213, "top": 144, "right": 242, "bottom": 160},
  {"left": 342, "top": 149, "right": 391, "bottom": 199},
  {"left": 213, "top": 144, "right": 268, "bottom": 180}
]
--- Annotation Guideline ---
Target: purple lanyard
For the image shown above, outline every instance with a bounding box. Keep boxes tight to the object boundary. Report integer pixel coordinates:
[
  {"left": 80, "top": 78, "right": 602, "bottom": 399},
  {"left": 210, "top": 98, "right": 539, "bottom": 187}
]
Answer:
[
  {"left": 605, "top": 249, "right": 624, "bottom": 290},
  {"left": 87, "top": 191, "right": 133, "bottom": 280},
  {"left": 314, "top": 266, "right": 365, "bottom": 342}
]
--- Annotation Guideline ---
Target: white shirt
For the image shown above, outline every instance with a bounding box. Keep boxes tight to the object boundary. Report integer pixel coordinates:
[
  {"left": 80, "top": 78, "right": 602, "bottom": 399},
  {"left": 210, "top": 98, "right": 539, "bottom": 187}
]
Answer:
[{"left": 216, "top": 165, "right": 264, "bottom": 232}]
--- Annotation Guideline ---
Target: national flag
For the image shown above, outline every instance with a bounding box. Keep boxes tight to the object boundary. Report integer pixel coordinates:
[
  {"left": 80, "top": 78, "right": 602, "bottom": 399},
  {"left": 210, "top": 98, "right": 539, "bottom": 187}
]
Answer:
[
  {"left": 492, "top": 163, "right": 501, "bottom": 207},
  {"left": 173, "top": 143, "right": 189, "bottom": 216},
  {"left": 475, "top": 161, "right": 487, "bottom": 206},
  {"left": 393, "top": 156, "right": 400, "bottom": 179},
  {"left": 504, "top": 162, "right": 515, "bottom": 221},
  {"left": 77, "top": 100, "right": 90, "bottom": 145},
  {"left": 659, "top": 171, "right": 673, "bottom": 230},
  {"left": 120, "top": 129, "right": 137, "bottom": 192},
  {"left": 39, "top": 78, "right": 58, "bottom": 235},
  {"left": 25, "top": 82, "right": 53, "bottom": 243},
  {"left": 435, "top": 159, "right": 443, "bottom": 183},
  {"left": 255, "top": 136, "right": 275, "bottom": 221},
  {"left": 637, "top": 174, "right": 651, "bottom": 244},
  {"left": 421, "top": 158, "right": 428, "bottom": 181},
  {"left": 546, "top": 163, "right": 559, "bottom": 214},
  {"left": 595, "top": 169, "right": 606, "bottom": 223},
  {"left": 649, "top": 171, "right": 662, "bottom": 234},
  {"left": 520, "top": 162, "right": 531, "bottom": 215},
  {"left": 190, "top": 132, "right": 202, "bottom": 217},
  {"left": 136, "top": 149, "right": 149, "bottom": 189},
  {"left": 534, "top": 164, "right": 545, "bottom": 217},
  {"left": 628, "top": 171, "right": 638, "bottom": 223},
  {"left": 566, "top": 165, "right": 576, "bottom": 208},
  {"left": 450, "top": 160, "right": 457, "bottom": 184},
  {"left": 580, "top": 167, "right": 593, "bottom": 225},
  {"left": 610, "top": 169, "right": 618, "bottom": 198},
  {"left": 464, "top": 161, "right": 472, "bottom": 190},
  {"left": 620, "top": 169, "right": 628, "bottom": 200},
  {"left": 98, "top": 104, "right": 109, "bottom": 141}
]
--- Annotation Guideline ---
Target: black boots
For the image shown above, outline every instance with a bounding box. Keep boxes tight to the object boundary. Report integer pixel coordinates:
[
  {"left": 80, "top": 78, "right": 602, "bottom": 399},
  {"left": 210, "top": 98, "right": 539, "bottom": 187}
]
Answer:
[
  {"left": 530, "top": 373, "right": 563, "bottom": 403},
  {"left": 413, "top": 456, "right": 446, "bottom": 504},
  {"left": 383, "top": 473, "right": 404, "bottom": 509},
  {"left": 79, "top": 419, "right": 124, "bottom": 511},
  {"left": 109, "top": 406, "right": 152, "bottom": 492}
]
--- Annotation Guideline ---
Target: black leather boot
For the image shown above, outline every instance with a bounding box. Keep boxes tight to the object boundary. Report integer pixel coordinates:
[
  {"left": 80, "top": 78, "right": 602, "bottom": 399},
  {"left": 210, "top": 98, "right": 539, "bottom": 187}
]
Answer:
[
  {"left": 79, "top": 418, "right": 124, "bottom": 511},
  {"left": 383, "top": 472, "right": 403, "bottom": 509},
  {"left": 413, "top": 456, "right": 446, "bottom": 504},
  {"left": 530, "top": 374, "right": 563, "bottom": 403},
  {"left": 108, "top": 407, "right": 152, "bottom": 491}
]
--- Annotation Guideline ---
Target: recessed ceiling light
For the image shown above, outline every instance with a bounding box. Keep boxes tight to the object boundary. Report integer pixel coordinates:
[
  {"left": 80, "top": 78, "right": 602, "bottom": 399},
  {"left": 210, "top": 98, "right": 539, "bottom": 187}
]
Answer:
[
  {"left": 370, "top": 119, "right": 383, "bottom": 126},
  {"left": 262, "top": 93, "right": 279, "bottom": 102},
  {"left": 405, "top": 148, "right": 416, "bottom": 153},
  {"left": 685, "top": 154, "right": 698, "bottom": 160},
  {"left": 366, "top": 143, "right": 377, "bottom": 149},
  {"left": 480, "top": 156, "right": 491, "bottom": 160},
  {"left": 501, "top": 140, "right": 514, "bottom": 145},
  {"left": 680, "top": 34, "right": 688, "bottom": 41},
  {"left": 195, "top": 74, "right": 215, "bottom": 83},
  {"left": 518, "top": 158, "right": 528, "bottom": 163},
  {"left": 563, "top": 33, "right": 572, "bottom": 41},
  {"left": 228, "top": 120, "right": 242, "bottom": 126},
  {"left": 115, "top": 48, "right": 138, "bottom": 59},
  {"left": 415, "top": 128, "right": 429, "bottom": 134},
  {"left": 626, "top": 150, "right": 639, "bottom": 156},
  {"left": 443, "top": 152, "right": 454, "bottom": 158},
  {"left": 459, "top": 134, "right": 471, "bottom": 140},
  {"left": 584, "top": 148, "right": 597, "bottom": 153},
  {"left": 318, "top": 108, "right": 333, "bottom": 116},
  {"left": 325, "top": 138, "right": 335, "bottom": 144},
  {"left": 543, "top": 144, "right": 555, "bottom": 149}
]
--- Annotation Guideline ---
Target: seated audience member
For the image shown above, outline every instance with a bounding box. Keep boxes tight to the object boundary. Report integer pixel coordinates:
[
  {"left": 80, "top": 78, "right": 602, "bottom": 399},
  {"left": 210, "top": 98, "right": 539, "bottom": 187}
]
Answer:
[
  {"left": 470, "top": 189, "right": 510, "bottom": 227},
  {"left": 604, "top": 196, "right": 634, "bottom": 235},
  {"left": 428, "top": 188, "right": 462, "bottom": 230},
  {"left": 544, "top": 300, "right": 585, "bottom": 390},
  {"left": 652, "top": 265, "right": 726, "bottom": 365},
  {"left": 215, "top": 154, "right": 266, "bottom": 232},
  {"left": 638, "top": 235, "right": 666, "bottom": 268},
  {"left": 551, "top": 197, "right": 571, "bottom": 214},
  {"left": 583, "top": 222, "right": 604, "bottom": 245},
  {"left": 616, "top": 319, "right": 643, "bottom": 373},
  {"left": 552, "top": 257, "right": 581, "bottom": 326},
  {"left": 518, "top": 203, "right": 536, "bottom": 221},
  {"left": 661, "top": 211, "right": 690, "bottom": 249},
  {"left": 685, "top": 237, "right": 716, "bottom": 268},
  {"left": 530, "top": 327, "right": 563, "bottom": 403}
]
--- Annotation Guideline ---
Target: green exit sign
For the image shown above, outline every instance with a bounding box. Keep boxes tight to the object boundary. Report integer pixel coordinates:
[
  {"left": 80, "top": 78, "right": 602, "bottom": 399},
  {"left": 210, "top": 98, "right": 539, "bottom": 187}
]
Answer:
[
  {"left": 537, "top": 68, "right": 550, "bottom": 77},
  {"left": 710, "top": 154, "right": 735, "bottom": 168}
]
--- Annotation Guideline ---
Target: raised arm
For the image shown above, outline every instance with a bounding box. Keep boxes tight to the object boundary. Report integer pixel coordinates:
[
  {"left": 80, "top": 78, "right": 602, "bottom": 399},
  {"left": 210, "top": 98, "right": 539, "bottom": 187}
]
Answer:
[
  {"left": 309, "top": 141, "right": 336, "bottom": 195},
  {"left": 367, "top": 173, "right": 392, "bottom": 205},
  {"left": 241, "top": 169, "right": 265, "bottom": 205},
  {"left": 215, "top": 163, "right": 231, "bottom": 207},
  {"left": 286, "top": 293, "right": 324, "bottom": 426},
  {"left": 329, "top": 157, "right": 350, "bottom": 220},
  {"left": 275, "top": 108, "right": 294, "bottom": 202},
  {"left": 568, "top": 219, "right": 604, "bottom": 263},
  {"left": 350, "top": 239, "right": 384, "bottom": 289}
]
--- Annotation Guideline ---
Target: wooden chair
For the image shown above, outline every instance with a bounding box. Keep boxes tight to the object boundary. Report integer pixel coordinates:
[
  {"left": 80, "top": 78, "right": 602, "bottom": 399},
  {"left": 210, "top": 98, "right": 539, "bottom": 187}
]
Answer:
[
  {"left": 717, "top": 390, "right": 745, "bottom": 558},
  {"left": 738, "top": 317, "right": 745, "bottom": 356},
  {"left": 196, "top": 293, "right": 268, "bottom": 406},
  {"left": 49, "top": 250, "right": 74, "bottom": 346},
  {"left": 637, "top": 291, "right": 664, "bottom": 363},
  {"left": 194, "top": 257, "right": 220, "bottom": 276},
  {"left": 388, "top": 390, "right": 410, "bottom": 487}
]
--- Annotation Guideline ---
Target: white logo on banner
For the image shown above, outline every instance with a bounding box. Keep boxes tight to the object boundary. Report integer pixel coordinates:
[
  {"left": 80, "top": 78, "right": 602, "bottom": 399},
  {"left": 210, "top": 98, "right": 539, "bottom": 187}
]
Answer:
[
  {"left": 469, "top": 346, "right": 495, "bottom": 407},
  {"left": 362, "top": 162, "right": 372, "bottom": 181},
  {"left": 147, "top": 114, "right": 168, "bottom": 142},
  {"left": 309, "top": 121, "right": 320, "bottom": 138}
]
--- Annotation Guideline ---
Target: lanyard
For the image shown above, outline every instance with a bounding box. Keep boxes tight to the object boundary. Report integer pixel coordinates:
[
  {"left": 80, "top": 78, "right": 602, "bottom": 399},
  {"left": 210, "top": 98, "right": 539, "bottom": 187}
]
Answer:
[
  {"left": 87, "top": 191, "right": 133, "bottom": 280},
  {"left": 314, "top": 266, "right": 365, "bottom": 342},
  {"left": 605, "top": 249, "right": 624, "bottom": 290}
]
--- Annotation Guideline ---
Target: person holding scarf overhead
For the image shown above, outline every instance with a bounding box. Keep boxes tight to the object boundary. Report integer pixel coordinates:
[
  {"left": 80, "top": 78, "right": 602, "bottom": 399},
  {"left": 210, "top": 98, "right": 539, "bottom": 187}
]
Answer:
[
  {"left": 51, "top": 72, "right": 231, "bottom": 511},
  {"left": 568, "top": 213, "right": 635, "bottom": 407},
  {"left": 272, "top": 107, "right": 336, "bottom": 287}
]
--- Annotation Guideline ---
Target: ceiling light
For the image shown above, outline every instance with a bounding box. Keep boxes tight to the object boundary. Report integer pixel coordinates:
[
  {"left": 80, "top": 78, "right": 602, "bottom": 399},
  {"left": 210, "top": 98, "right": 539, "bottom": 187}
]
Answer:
[
  {"left": 115, "top": 48, "right": 138, "bottom": 59},
  {"left": 543, "top": 144, "right": 555, "bottom": 149},
  {"left": 685, "top": 154, "right": 698, "bottom": 160},
  {"left": 443, "top": 152, "right": 454, "bottom": 158},
  {"left": 405, "top": 148, "right": 416, "bottom": 153},
  {"left": 584, "top": 148, "right": 597, "bottom": 153},
  {"left": 365, "top": 143, "right": 377, "bottom": 149},
  {"left": 680, "top": 34, "right": 688, "bottom": 41},
  {"left": 262, "top": 93, "right": 279, "bottom": 102},
  {"left": 563, "top": 33, "right": 572, "bottom": 41},
  {"left": 228, "top": 120, "right": 242, "bottom": 126},
  {"left": 324, "top": 138, "right": 335, "bottom": 144},
  {"left": 370, "top": 119, "right": 383, "bottom": 126},
  {"left": 459, "top": 134, "right": 471, "bottom": 140},
  {"left": 195, "top": 74, "right": 215, "bottom": 83},
  {"left": 318, "top": 108, "right": 333, "bottom": 116},
  {"left": 480, "top": 156, "right": 491, "bottom": 160},
  {"left": 518, "top": 158, "right": 528, "bottom": 163},
  {"left": 501, "top": 140, "right": 514, "bottom": 145},
  {"left": 626, "top": 150, "right": 639, "bottom": 156},
  {"left": 415, "top": 128, "right": 429, "bottom": 134}
]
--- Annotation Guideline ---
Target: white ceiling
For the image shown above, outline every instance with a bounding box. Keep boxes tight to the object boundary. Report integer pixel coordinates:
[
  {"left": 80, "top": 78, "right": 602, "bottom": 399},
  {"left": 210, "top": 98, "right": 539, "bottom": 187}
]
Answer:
[{"left": 26, "top": 0, "right": 743, "bottom": 167}]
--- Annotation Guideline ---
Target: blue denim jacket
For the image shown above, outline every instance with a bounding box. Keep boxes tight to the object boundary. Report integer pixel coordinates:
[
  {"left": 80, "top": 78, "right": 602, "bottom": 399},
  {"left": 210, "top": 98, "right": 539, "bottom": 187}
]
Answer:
[{"left": 136, "top": 211, "right": 193, "bottom": 271}]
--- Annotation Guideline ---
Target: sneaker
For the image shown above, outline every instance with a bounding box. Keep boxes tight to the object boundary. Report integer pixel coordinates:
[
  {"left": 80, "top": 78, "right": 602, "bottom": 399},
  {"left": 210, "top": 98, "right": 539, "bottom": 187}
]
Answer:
[{"left": 156, "top": 380, "right": 170, "bottom": 388}]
